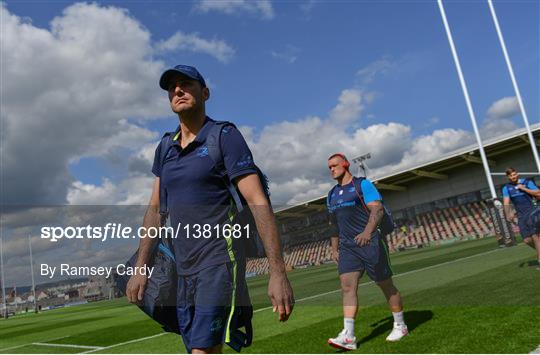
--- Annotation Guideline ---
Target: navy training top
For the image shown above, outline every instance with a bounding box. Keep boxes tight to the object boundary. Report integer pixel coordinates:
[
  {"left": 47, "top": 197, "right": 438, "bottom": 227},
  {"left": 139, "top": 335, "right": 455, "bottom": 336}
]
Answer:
[
  {"left": 327, "top": 177, "right": 382, "bottom": 248},
  {"left": 502, "top": 178, "right": 538, "bottom": 216},
  {"left": 152, "top": 117, "right": 257, "bottom": 275}
]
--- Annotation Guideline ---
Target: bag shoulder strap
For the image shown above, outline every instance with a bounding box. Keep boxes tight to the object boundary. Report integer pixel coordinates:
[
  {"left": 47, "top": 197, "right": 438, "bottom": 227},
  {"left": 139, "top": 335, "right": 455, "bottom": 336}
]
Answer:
[
  {"left": 206, "top": 120, "right": 237, "bottom": 172},
  {"left": 158, "top": 130, "right": 177, "bottom": 222},
  {"left": 205, "top": 120, "right": 245, "bottom": 212}
]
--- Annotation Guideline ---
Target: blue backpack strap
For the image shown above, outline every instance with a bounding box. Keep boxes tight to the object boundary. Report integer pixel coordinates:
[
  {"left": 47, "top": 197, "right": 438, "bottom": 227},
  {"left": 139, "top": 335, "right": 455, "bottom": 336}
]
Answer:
[
  {"left": 158, "top": 128, "right": 178, "bottom": 225},
  {"left": 205, "top": 121, "right": 245, "bottom": 212}
]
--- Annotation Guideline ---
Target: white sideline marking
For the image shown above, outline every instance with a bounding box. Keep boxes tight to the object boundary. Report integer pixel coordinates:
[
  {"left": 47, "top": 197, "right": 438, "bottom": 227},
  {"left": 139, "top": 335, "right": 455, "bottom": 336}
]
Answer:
[
  {"left": 254, "top": 247, "right": 506, "bottom": 313},
  {"left": 33, "top": 342, "right": 103, "bottom": 350},
  {"left": 0, "top": 336, "right": 68, "bottom": 352},
  {"left": 79, "top": 332, "right": 168, "bottom": 354}
]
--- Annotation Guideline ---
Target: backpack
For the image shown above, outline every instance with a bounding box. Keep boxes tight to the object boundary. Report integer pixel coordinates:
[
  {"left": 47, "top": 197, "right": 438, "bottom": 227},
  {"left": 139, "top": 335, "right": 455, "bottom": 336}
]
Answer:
[
  {"left": 157, "top": 120, "right": 268, "bottom": 257},
  {"left": 116, "top": 236, "right": 179, "bottom": 333}
]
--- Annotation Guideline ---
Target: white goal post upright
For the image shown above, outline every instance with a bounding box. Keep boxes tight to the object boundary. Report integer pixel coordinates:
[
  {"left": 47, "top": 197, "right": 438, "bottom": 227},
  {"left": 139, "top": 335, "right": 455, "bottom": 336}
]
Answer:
[
  {"left": 487, "top": 0, "right": 540, "bottom": 174},
  {"left": 437, "top": 0, "right": 498, "bottom": 200}
]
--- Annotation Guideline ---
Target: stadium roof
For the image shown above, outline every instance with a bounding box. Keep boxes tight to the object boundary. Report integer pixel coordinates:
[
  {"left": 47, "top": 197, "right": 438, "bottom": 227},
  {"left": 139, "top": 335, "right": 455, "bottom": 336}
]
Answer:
[{"left": 276, "top": 124, "right": 540, "bottom": 219}]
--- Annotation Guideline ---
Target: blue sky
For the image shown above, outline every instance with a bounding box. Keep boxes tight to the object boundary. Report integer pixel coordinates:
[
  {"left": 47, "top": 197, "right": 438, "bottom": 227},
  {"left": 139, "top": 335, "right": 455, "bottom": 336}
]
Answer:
[
  {"left": 2, "top": 0, "right": 538, "bottom": 207},
  {"left": 1, "top": 0, "right": 539, "bottom": 284}
]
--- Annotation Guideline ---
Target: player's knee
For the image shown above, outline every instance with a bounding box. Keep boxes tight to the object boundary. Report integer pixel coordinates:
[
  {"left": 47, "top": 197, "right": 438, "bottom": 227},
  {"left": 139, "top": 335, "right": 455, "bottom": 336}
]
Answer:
[
  {"left": 341, "top": 282, "right": 356, "bottom": 294},
  {"left": 376, "top": 278, "right": 397, "bottom": 293}
]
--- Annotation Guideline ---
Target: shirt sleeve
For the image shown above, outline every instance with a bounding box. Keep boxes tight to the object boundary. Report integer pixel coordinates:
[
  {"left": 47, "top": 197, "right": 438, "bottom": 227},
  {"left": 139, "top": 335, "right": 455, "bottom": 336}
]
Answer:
[
  {"left": 360, "top": 179, "right": 382, "bottom": 204},
  {"left": 526, "top": 180, "right": 539, "bottom": 191},
  {"left": 220, "top": 125, "right": 258, "bottom": 181},
  {"left": 502, "top": 185, "right": 509, "bottom": 198},
  {"left": 151, "top": 140, "right": 163, "bottom": 177}
]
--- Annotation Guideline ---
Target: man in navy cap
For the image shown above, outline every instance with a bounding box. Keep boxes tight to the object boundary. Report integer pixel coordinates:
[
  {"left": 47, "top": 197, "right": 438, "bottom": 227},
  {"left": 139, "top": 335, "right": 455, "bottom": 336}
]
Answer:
[{"left": 126, "top": 65, "right": 294, "bottom": 353}]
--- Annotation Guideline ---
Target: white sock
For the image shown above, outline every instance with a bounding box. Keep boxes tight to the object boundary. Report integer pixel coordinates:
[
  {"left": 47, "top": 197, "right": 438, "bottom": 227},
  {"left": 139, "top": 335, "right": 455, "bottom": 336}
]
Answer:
[
  {"left": 344, "top": 317, "right": 355, "bottom": 336},
  {"left": 392, "top": 311, "right": 405, "bottom": 326}
]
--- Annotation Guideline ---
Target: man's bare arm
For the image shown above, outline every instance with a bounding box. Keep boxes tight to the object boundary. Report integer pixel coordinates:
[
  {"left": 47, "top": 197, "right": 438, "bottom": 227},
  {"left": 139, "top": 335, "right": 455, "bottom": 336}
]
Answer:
[
  {"left": 517, "top": 184, "right": 540, "bottom": 198},
  {"left": 235, "top": 173, "right": 294, "bottom": 321},
  {"left": 235, "top": 174, "right": 285, "bottom": 273},
  {"left": 503, "top": 197, "right": 514, "bottom": 222},
  {"left": 135, "top": 177, "right": 161, "bottom": 267},
  {"left": 354, "top": 201, "right": 384, "bottom": 246},
  {"left": 330, "top": 235, "right": 339, "bottom": 252},
  {"left": 126, "top": 177, "right": 161, "bottom": 304},
  {"left": 330, "top": 235, "right": 339, "bottom": 262},
  {"left": 364, "top": 201, "right": 384, "bottom": 235}
]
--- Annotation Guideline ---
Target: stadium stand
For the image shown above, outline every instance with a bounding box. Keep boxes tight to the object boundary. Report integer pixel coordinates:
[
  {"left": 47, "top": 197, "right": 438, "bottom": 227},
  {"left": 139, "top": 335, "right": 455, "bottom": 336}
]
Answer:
[{"left": 246, "top": 125, "right": 539, "bottom": 276}]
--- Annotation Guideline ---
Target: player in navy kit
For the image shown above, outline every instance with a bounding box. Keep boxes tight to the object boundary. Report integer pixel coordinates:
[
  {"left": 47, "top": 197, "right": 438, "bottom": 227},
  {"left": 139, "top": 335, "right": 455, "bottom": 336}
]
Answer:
[
  {"left": 126, "top": 65, "right": 294, "bottom": 353},
  {"left": 326, "top": 154, "right": 407, "bottom": 350},
  {"left": 502, "top": 167, "right": 540, "bottom": 268}
]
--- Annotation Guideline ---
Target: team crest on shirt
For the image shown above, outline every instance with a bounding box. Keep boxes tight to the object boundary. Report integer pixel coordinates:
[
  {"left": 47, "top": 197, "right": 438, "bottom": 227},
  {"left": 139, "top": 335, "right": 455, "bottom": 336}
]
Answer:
[
  {"left": 339, "top": 190, "right": 343, "bottom": 195},
  {"left": 197, "top": 146, "right": 209, "bottom": 157}
]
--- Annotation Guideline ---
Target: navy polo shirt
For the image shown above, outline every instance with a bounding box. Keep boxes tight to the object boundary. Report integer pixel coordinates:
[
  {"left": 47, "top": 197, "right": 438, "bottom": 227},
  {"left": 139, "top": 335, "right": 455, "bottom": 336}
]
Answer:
[
  {"left": 152, "top": 117, "right": 257, "bottom": 275},
  {"left": 327, "top": 178, "right": 382, "bottom": 248}
]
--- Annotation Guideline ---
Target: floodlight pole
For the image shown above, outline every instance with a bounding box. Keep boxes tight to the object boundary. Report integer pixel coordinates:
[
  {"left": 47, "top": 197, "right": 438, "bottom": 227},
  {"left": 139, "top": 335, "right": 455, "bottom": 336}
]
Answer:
[
  {"left": 0, "top": 235, "right": 6, "bottom": 318},
  {"left": 487, "top": 0, "right": 540, "bottom": 174},
  {"left": 28, "top": 235, "right": 37, "bottom": 312},
  {"left": 437, "top": 0, "right": 497, "bottom": 199},
  {"left": 352, "top": 153, "right": 371, "bottom": 178}
]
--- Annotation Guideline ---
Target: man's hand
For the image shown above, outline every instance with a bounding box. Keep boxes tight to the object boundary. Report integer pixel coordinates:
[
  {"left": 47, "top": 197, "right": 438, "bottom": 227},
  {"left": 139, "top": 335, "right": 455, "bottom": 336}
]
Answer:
[
  {"left": 505, "top": 212, "right": 516, "bottom": 224},
  {"left": 332, "top": 249, "right": 339, "bottom": 263},
  {"left": 268, "top": 272, "right": 294, "bottom": 322},
  {"left": 126, "top": 274, "right": 147, "bottom": 305},
  {"left": 354, "top": 230, "right": 371, "bottom": 246}
]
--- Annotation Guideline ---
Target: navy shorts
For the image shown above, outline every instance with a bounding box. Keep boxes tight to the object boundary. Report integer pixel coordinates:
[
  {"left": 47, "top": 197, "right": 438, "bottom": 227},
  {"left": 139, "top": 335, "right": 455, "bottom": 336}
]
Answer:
[
  {"left": 518, "top": 214, "right": 538, "bottom": 239},
  {"left": 177, "top": 261, "right": 250, "bottom": 352},
  {"left": 338, "top": 235, "right": 393, "bottom": 282}
]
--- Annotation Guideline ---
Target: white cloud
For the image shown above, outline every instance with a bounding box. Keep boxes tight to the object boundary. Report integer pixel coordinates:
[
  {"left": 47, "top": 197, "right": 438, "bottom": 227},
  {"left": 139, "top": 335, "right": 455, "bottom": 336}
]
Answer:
[
  {"left": 1, "top": 3, "right": 171, "bottom": 205},
  {"left": 486, "top": 96, "right": 519, "bottom": 119},
  {"left": 482, "top": 96, "right": 520, "bottom": 138},
  {"left": 194, "top": 0, "right": 274, "bottom": 19},
  {"left": 239, "top": 88, "right": 474, "bottom": 205},
  {"left": 67, "top": 175, "right": 154, "bottom": 206},
  {"left": 378, "top": 128, "right": 474, "bottom": 175},
  {"left": 356, "top": 56, "right": 394, "bottom": 85},
  {"left": 242, "top": 89, "right": 416, "bottom": 205},
  {"left": 67, "top": 179, "right": 120, "bottom": 205},
  {"left": 270, "top": 178, "right": 333, "bottom": 207},
  {"left": 156, "top": 31, "right": 235, "bottom": 63},
  {"left": 329, "top": 89, "right": 365, "bottom": 125},
  {"left": 271, "top": 45, "right": 300, "bottom": 64}
]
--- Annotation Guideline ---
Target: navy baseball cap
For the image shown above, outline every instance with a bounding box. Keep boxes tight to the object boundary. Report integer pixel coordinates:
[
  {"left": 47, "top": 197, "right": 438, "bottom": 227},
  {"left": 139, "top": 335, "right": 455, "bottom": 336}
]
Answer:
[{"left": 159, "top": 65, "right": 206, "bottom": 90}]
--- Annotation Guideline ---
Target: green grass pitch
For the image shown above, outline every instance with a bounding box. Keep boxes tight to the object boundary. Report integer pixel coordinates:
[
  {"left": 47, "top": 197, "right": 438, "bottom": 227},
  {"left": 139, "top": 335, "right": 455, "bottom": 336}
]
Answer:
[{"left": 1, "top": 237, "right": 539, "bottom": 353}]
